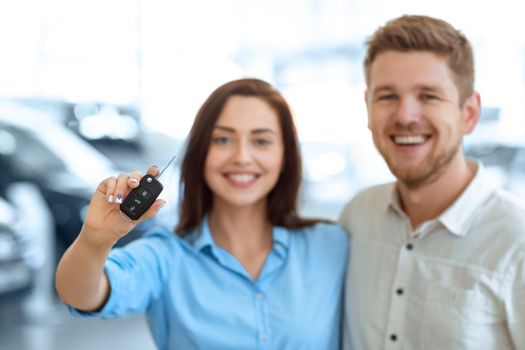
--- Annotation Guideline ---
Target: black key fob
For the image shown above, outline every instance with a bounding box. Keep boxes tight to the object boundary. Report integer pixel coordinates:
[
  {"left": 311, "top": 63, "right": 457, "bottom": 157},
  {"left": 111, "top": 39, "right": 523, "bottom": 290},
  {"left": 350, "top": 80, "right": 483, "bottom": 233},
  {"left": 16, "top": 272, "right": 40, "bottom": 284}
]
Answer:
[{"left": 120, "top": 174, "right": 163, "bottom": 220}]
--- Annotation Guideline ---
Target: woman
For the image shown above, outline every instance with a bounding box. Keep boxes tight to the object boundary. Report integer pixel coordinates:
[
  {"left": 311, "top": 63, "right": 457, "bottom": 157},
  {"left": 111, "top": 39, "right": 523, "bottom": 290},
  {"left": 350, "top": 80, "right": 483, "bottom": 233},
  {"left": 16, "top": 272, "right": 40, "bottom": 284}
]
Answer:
[{"left": 55, "top": 78, "right": 348, "bottom": 349}]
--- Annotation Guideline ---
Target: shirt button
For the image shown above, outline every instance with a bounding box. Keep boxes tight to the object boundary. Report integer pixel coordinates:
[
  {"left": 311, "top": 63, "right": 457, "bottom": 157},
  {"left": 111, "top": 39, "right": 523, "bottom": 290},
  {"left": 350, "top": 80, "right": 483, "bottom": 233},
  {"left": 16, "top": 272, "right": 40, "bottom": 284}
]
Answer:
[
  {"left": 256, "top": 293, "right": 265, "bottom": 300},
  {"left": 390, "top": 334, "right": 398, "bottom": 341},
  {"left": 406, "top": 243, "right": 414, "bottom": 251},
  {"left": 396, "top": 288, "right": 404, "bottom": 295},
  {"left": 261, "top": 333, "right": 269, "bottom": 341}
]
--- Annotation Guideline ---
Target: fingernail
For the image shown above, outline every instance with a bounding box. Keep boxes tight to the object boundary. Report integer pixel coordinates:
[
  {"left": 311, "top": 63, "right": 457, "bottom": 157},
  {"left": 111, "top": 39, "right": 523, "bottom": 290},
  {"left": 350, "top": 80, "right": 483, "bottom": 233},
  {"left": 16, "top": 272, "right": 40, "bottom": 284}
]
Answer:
[
  {"left": 130, "top": 177, "right": 138, "bottom": 185},
  {"left": 108, "top": 194, "right": 114, "bottom": 203},
  {"left": 158, "top": 201, "right": 166, "bottom": 210},
  {"left": 115, "top": 194, "right": 123, "bottom": 204}
]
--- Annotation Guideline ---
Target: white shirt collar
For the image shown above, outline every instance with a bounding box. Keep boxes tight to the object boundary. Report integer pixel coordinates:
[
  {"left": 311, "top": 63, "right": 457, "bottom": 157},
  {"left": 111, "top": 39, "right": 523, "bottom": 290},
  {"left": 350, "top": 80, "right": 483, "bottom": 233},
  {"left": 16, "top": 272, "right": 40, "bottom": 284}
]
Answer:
[
  {"left": 439, "top": 162, "right": 495, "bottom": 236},
  {"left": 387, "top": 161, "right": 496, "bottom": 236}
]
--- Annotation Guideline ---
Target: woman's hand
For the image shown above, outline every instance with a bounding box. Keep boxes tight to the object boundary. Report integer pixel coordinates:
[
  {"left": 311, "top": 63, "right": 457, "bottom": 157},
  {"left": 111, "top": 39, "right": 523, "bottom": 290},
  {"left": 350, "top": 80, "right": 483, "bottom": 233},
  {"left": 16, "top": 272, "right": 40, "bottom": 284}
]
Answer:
[{"left": 81, "top": 165, "right": 166, "bottom": 247}]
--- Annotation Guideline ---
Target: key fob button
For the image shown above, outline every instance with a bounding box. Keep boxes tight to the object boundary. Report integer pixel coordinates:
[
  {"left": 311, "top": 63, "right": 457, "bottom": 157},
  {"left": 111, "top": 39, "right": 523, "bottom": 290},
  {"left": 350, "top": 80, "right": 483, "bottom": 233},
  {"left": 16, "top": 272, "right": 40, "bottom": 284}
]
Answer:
[
  {"left": 138, "top": 187, "right": 152, "bottom": 200},
  {"left": 120, "top": 175, "right": 163, "bottom": 220}
]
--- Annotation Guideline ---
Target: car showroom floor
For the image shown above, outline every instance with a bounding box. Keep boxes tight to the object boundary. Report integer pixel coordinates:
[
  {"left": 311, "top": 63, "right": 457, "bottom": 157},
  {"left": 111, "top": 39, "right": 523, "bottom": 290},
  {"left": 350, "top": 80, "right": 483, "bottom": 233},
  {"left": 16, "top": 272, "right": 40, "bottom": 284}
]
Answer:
[{"left": 1, "top": 302, "right": 156, "bottom": 350}]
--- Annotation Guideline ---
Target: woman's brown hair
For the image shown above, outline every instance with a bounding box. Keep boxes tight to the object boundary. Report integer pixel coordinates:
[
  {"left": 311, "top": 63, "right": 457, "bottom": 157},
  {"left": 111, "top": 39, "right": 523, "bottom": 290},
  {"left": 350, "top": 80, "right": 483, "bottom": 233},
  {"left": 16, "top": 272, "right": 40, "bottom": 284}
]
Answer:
[{"left": 175, "top": 78, "right": 321, "bottom": 235}]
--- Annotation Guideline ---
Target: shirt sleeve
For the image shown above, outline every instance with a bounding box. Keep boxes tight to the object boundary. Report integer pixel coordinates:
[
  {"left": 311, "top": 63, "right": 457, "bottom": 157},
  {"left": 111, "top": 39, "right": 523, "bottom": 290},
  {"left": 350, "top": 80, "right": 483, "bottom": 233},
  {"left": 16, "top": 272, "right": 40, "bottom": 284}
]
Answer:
[
  {"left": 68, "top": 228, "right": 174, "bottom": 319},
  {"left": 505, "top": 246, "right": 525, "bottom": 349}
]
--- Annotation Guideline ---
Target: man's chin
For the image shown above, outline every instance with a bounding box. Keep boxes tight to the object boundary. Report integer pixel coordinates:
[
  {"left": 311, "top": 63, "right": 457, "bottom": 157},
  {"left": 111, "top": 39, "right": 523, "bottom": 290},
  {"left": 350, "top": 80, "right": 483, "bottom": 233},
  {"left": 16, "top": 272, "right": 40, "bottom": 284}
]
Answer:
[{"left": 390, "top": 166, "right": 434, "bottom": 189}]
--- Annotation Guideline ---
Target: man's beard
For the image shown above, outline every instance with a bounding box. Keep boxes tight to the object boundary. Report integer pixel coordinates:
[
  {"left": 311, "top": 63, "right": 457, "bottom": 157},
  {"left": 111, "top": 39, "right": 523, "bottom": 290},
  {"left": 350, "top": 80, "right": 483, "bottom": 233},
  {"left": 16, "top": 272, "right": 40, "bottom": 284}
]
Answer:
[{"left": 384, "top": 138, "right": 461, "bottom": 189}]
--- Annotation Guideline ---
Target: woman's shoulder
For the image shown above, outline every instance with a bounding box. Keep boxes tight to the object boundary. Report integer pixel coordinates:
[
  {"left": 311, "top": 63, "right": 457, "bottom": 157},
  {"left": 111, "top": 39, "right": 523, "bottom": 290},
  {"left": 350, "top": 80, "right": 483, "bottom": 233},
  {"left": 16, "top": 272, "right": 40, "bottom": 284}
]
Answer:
[
  {"left": 109, "top": 224, "right": 193, "bottom": 271},
  {"left": 141, "top": 224, "right": 178, "bottom": 241},
  {"left": 284, "top": 222, "right": 349, "bottom": 266},
  {"left": 290, "top": 221, "right": 349, "bottom": 246},
  {"left": 139, "top": 223, "right": 212, "bottom": 254},
  {"left": 122, "top": 224, "right": 186, "bottom": 255}
]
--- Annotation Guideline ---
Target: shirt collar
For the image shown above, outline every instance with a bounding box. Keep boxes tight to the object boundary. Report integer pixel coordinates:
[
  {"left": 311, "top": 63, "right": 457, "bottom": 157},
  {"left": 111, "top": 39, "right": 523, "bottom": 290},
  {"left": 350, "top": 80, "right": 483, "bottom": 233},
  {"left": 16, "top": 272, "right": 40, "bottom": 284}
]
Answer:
[
  {"left": 272, "top": 226, "right": 290, "bottom": 258},
  {"left": 387, "top": 161, "right": 496, "bottom": 236},
  {"left": 388, "top": 184, "right": 405, "bottom": 217},
  {"left": 439, "top": 162, "right": 495, "bottom": 236},
  {"left": 188, "top": 216, "right": 291, "bottom": 256},
  {"left": 190, "top": 216, "right": 215, "bottom": 252}
]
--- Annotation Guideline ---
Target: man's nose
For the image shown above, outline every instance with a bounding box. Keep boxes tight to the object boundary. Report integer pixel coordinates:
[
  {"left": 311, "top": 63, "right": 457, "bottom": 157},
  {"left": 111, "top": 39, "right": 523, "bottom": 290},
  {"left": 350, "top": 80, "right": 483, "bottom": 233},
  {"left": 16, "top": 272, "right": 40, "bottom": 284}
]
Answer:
[{"left": 394, "top": 96, "right": 421, "bottom": 124}]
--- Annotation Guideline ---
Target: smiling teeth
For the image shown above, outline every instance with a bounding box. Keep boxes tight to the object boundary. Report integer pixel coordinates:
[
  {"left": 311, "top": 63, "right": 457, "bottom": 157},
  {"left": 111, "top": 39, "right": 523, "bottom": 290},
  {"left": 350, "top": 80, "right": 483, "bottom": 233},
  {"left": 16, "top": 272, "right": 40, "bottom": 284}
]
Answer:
[
  {"left": 394, "top": 135, "right": 426, "bottom": 145},
  {"left": 229, "top": 174, "right": 256, "bottom": 183}
]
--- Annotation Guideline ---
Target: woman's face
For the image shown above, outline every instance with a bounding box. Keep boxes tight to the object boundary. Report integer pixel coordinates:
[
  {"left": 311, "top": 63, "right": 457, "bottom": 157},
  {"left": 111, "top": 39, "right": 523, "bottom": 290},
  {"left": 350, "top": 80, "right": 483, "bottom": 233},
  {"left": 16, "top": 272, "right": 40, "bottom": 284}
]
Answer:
[{"left": 204, "top": 95, "right": 284, "bottom": 210}]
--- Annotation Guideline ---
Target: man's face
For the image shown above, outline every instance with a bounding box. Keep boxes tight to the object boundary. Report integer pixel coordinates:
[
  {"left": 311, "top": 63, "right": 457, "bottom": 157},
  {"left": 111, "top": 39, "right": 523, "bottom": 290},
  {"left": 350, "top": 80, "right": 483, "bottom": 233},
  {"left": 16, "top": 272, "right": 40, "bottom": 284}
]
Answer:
[{"left": 366, "top": 51, "right": 479, "bottom": 188}]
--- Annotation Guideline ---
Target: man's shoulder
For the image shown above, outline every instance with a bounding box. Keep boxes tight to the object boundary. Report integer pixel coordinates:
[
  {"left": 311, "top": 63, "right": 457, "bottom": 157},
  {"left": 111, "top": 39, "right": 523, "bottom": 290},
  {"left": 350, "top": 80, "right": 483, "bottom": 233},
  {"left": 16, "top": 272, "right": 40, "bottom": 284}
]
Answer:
[
  {"left": 341, "top": 182, "right": 394, "bottom": 213},
  {"left": 338, "top": 182, "right": 395, "bottom": 234},
  {"left": 355, "top": 182, "right": 394, "bottom": 198},
  {"left": 483, "top": 188, "right": 525, "bottom": 235},
  {"left": 492, "top": 188, "right": 525, "bottom": 212}
]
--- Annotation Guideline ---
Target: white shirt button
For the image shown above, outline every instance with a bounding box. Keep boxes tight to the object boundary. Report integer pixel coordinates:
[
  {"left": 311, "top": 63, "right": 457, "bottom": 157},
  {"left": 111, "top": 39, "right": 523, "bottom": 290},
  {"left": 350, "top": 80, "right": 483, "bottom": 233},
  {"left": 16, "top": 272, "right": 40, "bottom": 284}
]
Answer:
[
  {"left": 256, "top": 293, "right": 265, "bottom": 300},
  {"left": 261, "top": 333, "right": 269, "bottom": 341}
]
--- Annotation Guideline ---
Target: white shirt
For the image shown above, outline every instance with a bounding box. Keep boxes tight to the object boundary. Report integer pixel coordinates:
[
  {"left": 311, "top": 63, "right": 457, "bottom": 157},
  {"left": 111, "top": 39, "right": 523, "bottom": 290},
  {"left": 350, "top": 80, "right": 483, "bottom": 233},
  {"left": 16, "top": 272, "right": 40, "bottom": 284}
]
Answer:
[{"left": 340, "top": 164, "right": 525, "bottom": 350}]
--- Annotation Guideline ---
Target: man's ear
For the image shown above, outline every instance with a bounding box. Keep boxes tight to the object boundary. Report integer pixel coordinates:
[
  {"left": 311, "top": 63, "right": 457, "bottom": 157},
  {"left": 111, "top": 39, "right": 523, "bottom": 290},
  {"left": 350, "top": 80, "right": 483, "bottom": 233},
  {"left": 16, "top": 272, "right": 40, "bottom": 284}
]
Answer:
[{"left": 462, "top": 91, "right": 481, "bottom": 134}]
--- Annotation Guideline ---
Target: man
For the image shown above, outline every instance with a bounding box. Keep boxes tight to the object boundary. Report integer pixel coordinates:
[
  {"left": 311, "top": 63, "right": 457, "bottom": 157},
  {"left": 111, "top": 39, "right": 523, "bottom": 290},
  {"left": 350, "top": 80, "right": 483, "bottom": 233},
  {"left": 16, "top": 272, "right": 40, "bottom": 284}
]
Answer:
[{"left": 340, "top": 15, "right": 525, "bottom": 349}]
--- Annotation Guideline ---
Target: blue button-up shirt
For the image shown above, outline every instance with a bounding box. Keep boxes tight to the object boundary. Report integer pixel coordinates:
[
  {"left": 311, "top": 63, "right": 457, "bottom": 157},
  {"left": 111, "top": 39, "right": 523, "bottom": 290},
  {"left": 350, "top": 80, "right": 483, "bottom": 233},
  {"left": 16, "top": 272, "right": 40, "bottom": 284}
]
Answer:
[{"left": 70, "top": 219, "right": 348, "bottom": 350}]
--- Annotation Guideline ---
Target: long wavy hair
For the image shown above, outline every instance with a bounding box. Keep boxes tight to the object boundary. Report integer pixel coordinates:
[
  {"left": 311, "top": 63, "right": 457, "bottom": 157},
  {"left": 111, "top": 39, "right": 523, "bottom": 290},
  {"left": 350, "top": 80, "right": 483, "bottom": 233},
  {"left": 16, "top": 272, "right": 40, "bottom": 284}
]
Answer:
[{"left": 175, "top": 78, "right": 321, "bottom": 235}]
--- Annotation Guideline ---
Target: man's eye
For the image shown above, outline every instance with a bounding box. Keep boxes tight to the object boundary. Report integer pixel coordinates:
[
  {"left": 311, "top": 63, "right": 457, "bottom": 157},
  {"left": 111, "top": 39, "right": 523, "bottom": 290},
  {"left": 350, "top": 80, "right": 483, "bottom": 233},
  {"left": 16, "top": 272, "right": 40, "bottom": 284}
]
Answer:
[
  {"left": 377, "top": 94, "right": 396, "bottom": 101},
  {"left": 421, "top": 94, "right": 438, "bottom": 100}
]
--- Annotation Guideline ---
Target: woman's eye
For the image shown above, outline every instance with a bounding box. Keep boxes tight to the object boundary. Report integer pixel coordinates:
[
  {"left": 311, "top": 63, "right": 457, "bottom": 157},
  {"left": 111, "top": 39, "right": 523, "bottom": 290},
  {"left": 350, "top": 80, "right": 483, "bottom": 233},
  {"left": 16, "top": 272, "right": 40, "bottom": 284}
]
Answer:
[
  {"left": 212, "top": 136, "right": 231, "bottom": 144},
  {"left": 254, "top": 138, "right": 272, "bottom": 146}
]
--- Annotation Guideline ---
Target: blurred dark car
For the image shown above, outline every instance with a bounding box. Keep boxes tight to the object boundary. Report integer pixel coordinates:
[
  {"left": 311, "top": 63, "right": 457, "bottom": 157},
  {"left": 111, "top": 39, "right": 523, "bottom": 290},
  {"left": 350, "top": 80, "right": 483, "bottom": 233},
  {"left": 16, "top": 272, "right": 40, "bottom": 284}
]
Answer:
[
  {"left": 0, "top": 186, "right": 49, "bottom": 326},
  {"left": 8, "top": 97, "right": 170, "bottom": 173},
  {"left": 0, "top": 197, "right": 34, "bottom": 299},
  {"left": 10, "top": 97, "right": 142, "bottom": 147},
  {"left": 0, "top": 102, "right": 152, "bottom": 257},
  {"left": 0, "top": 179, "right": 58, "bottom": 326}
]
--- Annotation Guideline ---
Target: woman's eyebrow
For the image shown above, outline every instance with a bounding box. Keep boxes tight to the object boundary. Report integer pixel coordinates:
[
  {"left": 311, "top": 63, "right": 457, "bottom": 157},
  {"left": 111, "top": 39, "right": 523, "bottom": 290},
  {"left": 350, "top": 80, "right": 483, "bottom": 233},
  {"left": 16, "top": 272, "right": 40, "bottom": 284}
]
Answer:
[
  {"left": 213, "top": 125, "right": 276, "bottom": 134},
  {"left": 252, "top": 128, "right": 275, "bottom": 135},
  {"left": 213, "top": 125, "right": 235, "bottom": 132}
]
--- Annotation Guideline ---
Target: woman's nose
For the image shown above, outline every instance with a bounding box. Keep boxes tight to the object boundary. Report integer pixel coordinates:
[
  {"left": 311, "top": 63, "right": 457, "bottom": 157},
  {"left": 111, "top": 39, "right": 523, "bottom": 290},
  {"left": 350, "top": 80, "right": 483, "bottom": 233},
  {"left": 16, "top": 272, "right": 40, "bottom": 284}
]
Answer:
[{"left": 232, "top": 140, "right": 253, "bottom": 164}]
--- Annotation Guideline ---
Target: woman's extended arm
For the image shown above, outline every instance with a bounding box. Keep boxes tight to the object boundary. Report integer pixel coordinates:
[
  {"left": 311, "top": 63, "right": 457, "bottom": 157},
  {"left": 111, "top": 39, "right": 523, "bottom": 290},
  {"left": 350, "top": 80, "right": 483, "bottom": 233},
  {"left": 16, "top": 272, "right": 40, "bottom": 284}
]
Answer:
[{"left": 55, "top": 166, "right": 164, "bottom": 311}]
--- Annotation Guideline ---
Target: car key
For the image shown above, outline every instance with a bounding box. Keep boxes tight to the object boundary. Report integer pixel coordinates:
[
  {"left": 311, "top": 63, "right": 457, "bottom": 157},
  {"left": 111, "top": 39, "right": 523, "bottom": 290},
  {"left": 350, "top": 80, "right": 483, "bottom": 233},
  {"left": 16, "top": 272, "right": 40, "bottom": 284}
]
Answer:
[{"left": 119, "top": 155, "right": 176, "bottom": 220}]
